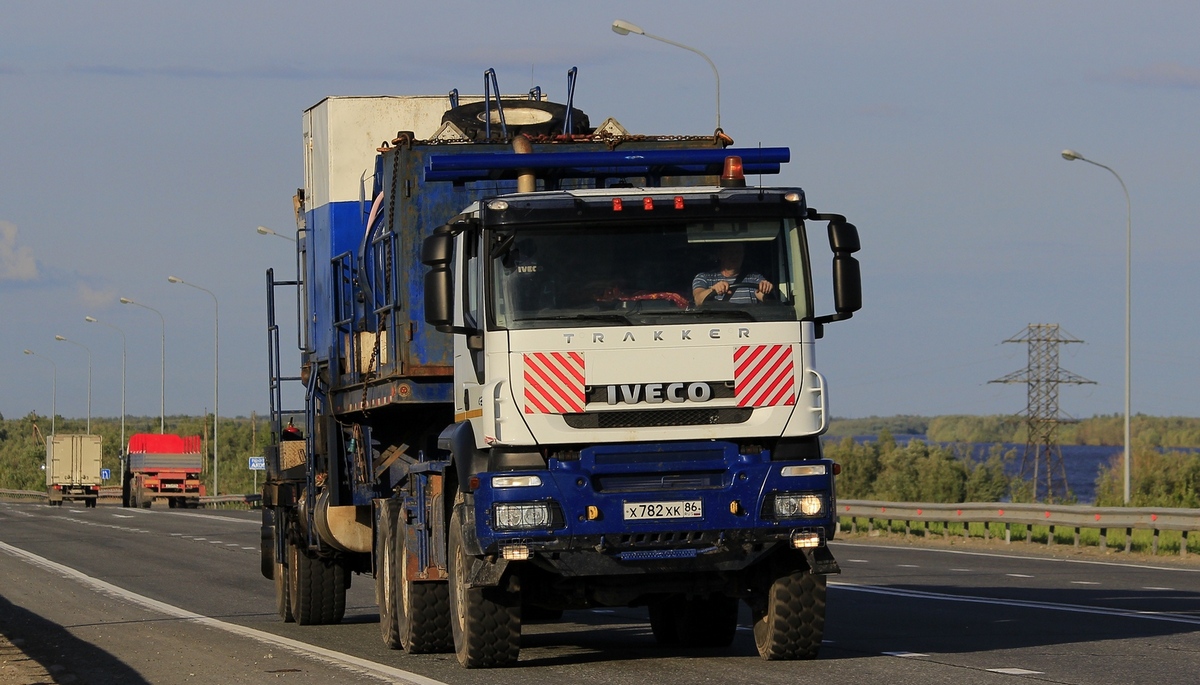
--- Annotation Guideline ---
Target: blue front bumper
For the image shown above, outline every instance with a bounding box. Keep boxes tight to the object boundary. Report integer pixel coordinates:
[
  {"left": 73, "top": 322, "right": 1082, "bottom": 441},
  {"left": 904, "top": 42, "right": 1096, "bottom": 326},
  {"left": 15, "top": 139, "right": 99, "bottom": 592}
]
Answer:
[{"left": 472, "top": 440, "right": 836, "bottom": 576}]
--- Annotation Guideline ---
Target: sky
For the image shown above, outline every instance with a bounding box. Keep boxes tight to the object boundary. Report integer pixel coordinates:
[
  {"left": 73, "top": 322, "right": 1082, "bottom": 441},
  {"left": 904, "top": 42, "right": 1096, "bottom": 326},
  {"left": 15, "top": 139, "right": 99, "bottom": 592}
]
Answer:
[{"left": 2, "top": 1, "right": 1198, "bottom": 424}]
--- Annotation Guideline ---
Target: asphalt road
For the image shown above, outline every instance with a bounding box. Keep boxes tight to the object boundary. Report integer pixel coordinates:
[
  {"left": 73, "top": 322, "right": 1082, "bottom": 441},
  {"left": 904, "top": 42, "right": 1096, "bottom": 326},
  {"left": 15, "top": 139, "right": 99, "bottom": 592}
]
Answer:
[{"left": 1, "top": 500, "right": 1198, "bottom": 684}]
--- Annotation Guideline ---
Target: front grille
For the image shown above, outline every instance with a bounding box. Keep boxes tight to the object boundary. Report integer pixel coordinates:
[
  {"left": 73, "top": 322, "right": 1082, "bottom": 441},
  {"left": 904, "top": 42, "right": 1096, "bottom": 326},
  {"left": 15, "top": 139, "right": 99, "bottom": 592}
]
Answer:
[
  {"left": 616, "top": 530, "right": 717, "bottom": 548},
  {"left": 594, "top": 471, "right": 726, "bottom": 493},
  {"left": 563, "top": 407, "right": 752, "bottom": 429}
]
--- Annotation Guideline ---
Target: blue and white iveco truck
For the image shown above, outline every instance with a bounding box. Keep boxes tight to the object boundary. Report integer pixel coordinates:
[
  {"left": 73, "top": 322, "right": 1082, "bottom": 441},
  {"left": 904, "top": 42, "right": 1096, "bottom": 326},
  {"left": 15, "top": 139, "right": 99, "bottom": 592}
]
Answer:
[{"left": 261, "top": 69, "right": 862, "bottom": 668}]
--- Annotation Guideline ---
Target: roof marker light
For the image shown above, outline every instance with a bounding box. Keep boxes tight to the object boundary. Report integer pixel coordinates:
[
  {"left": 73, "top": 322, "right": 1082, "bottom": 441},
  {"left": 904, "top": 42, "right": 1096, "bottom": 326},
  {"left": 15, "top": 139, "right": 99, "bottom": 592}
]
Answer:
[
  {"left": 720, "top": 156, "right": 746, "bottom": 187},
  {"left": 642, "top": 197, "right": 654, "bottom": 211},
  {"left": 674, "top": 196, "right": 685, "bottom": 209},
  {"left": 612, "top": 198, "right": 623, "bottom": 211}
]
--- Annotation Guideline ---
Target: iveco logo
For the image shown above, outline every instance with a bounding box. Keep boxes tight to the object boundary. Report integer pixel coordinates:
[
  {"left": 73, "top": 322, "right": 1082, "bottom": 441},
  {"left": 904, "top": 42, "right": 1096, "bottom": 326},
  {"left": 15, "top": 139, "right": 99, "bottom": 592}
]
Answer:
[{"left": 606, "top": 382, "right": 712, "bottom": 405}]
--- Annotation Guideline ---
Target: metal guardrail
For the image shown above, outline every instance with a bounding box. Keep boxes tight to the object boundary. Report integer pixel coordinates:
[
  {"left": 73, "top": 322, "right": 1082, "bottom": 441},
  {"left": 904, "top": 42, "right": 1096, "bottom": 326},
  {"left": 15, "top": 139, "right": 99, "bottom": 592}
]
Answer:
[
  {"left": 839, "top": 499, "right": 1200, "bottom": 556},
  {"left": 0, "top": 488, "right": 260, "bottom": 508}
]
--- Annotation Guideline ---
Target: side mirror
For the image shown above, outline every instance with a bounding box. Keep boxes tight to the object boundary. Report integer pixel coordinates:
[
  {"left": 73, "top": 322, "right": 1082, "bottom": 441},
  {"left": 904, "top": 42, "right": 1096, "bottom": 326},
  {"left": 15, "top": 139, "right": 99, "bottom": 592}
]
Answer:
[
  {"left": 422, "top": 230, "right": 454, "bottom": 330},
  {"left": 829, "top": 221, "right": 861, "bottom": 314},
  {"left": 810, "top": 212, "right": 863, "bottom": 328}
]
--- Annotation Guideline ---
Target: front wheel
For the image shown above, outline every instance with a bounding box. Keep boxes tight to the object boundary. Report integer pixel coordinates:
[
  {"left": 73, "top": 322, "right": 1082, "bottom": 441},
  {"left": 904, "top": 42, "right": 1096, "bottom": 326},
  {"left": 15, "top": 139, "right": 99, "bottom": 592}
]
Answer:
[
  {"left": 448, "top": 498, "right": 519, "bottom": 667},
  {"left": 752, "top": 571, "right": 826, "bottom": 660}
]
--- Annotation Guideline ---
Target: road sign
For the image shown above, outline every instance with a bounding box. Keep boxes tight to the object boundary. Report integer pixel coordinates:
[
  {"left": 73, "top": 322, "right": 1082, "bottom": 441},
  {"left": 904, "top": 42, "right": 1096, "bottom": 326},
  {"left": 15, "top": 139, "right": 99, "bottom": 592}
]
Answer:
[
  {"left": 248, "top": 456, "right": 266, "bottom": 471},
  {"left": 101, "top": 468, "right": 111, "bottom": 480}
]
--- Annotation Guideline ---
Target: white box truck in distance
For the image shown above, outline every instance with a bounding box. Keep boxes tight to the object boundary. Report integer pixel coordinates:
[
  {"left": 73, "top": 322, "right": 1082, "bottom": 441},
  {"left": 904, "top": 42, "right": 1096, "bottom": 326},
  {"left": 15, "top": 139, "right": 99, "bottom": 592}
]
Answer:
[{"left": 46, "top": 434, "right": 102, "bottom": 507}]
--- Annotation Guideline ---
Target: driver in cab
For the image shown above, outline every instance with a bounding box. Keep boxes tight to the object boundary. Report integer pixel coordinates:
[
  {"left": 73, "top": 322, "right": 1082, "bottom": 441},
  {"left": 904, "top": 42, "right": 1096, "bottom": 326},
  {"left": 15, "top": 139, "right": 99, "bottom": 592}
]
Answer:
[{"left": 692, "top": 242, "right": 773, "bottom": 305}]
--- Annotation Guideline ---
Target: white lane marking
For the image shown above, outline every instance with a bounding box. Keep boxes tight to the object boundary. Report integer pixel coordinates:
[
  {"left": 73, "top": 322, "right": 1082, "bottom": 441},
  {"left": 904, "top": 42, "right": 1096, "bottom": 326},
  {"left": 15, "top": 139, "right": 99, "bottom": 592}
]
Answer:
[
  {"left": 883, "top": 651, "right": 929, "bottom": 658},
  {"left": 949, "top": 568, "right": 972, "bottom": 572},
  {"left": 225, "top": 543, "right": 239, "bottom": 547},
  {"left": 846, "top": 559, "right": 869, "bottom": 563},
  {"left": 832, "top": 581, "right": 1200, "bottom": 626},
  {"left": 835, "top": 541, "right": 1200, "bottom": 574},
  {"left": 170, "top": 533, "right": 183, "bottom": 536},
  {"left": 120, "top": 509, "right": 258, "bottom": 525},
  {"left": 208, "top": 541, "right": 223, "bottom": 544},
  {"left": 241, "top": 547, "right": 255, "bottom": 551},
  {"left": 0, "top": 540, "right": 447, "bottom": 685},
  {"left": 1006, "top": 574, "right": 1033, "bottom": 578},
  {"left": 988, "top": 668, "right": 1043, "bottom": 675},
  {"left": 1143, "top": 586, "right": 1174, "bottom": 591},
  {"left": 112, "top": 514, "right": 134, "bottom": 519},
  {"left": 898, "top": 564, "right": 919, "bottom": 568},
  {"left": 1070, "top": 581, "right": 1100, "bottom": 585}
]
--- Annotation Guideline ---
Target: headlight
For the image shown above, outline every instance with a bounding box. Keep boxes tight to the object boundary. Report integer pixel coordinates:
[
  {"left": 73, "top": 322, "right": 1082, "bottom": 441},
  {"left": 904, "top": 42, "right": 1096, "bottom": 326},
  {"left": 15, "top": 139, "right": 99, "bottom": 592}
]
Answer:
[
  {"left": 773, "top": 493, "right": 824, "bottom": 518},
  {"left": 493, "top": 502, "right": 551, "bottom": 530}
]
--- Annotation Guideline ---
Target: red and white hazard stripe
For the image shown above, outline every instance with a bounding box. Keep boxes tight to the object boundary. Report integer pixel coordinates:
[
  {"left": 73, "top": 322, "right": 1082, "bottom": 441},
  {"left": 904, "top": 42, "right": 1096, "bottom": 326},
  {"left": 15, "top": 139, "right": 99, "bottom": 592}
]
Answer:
[
  {"left": 734, "top": 345, "right": 796, "bottom": 407},
  {"left": 524, "top": 352, "right": 586, "bottom": 414}
]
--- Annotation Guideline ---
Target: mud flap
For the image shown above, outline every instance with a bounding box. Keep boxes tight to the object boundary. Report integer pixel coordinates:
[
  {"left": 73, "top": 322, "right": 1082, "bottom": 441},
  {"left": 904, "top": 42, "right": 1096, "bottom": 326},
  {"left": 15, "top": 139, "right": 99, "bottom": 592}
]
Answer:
[{"left": 802, "top": 545, "right": 841, "bottom": 575}]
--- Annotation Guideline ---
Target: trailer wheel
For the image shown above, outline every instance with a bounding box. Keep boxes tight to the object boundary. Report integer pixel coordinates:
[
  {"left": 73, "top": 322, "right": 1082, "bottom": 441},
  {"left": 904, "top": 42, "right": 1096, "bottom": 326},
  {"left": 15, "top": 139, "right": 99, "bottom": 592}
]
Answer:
[
  {"left": 376, "top": 499, "right": 402, "bottom": 648},
  {"left": 397, "top": 516, "right": 452, "bottom": 653},
  {"left": 274, "top": 515, "right": 293, "bottom": 622},
  {"left": 649, "top": 594, "right": 738, "bottom": 648},
  {"left": 287, "top": 535, "right": 346, "bottom": 625},
  {"left": 448, "top": 501, "right": 520, "bottom": 667},
  {"left": 752, "top": 571, "right": 826, "bottom": 660}
]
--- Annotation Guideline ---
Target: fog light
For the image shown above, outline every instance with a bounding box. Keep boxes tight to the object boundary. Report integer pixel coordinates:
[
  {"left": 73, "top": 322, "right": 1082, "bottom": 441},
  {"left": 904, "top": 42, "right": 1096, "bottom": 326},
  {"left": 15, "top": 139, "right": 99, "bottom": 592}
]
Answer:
[
  {"left": 500, "top": 544, "right": 531, "bottom": 560},
  {"left": 773, "top": 493, "right": 824, "bottom": 518},
  {"left": 494, "top": 502, "right": 551, "bottom": 530},
  {"left": 791, "top": 531, "right": 821, "bottom": 549}
]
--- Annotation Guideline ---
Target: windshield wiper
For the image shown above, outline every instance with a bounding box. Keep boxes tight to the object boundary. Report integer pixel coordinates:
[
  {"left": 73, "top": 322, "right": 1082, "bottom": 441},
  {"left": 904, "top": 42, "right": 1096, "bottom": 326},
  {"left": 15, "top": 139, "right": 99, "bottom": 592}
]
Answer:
[
  {"left": 522, "top": 313, "right": 633, "bottom": 325},
  {"left": 653, "top": 309, "right": 758, "bottom": 321}
]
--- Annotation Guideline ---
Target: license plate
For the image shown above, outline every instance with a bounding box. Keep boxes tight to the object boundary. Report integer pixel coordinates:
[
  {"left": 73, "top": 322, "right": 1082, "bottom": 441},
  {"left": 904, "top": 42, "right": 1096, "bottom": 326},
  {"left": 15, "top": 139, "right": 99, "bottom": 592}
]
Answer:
[{"left": 623, "top": 500, "right": 703, "bottom": 521}]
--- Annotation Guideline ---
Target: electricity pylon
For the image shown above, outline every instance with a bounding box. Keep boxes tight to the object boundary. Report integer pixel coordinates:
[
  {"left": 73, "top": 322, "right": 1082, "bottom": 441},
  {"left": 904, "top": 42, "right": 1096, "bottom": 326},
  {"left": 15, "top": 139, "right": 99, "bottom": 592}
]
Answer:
[{"left": 990, "top": 324, "right": 1095, "bottom": 502}]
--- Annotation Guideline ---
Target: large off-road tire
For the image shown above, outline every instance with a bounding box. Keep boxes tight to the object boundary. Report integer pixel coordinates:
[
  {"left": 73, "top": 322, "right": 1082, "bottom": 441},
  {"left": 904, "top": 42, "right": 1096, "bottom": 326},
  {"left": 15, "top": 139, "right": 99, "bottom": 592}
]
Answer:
[
  {"left": 441, "top": 100, "right": 589, "bottom": 140},
  {"left": 287, "top": 535, "right": 346, "bottom": 625},
  {"left": 649, "top": 594, "right": 739, "bottom": 648},
  {"left": 397, "top": 517, "right": 452, "bottom": 653},
  {"left": 274, "top": 517, "right": 293, "bottom": 623},
  {"left": 752, "top": 571, "right": 826, "bottom": 660},
  {"left": 448, "top": 501, "right": 519, "bottom": 668},
  {"left": 376, "top": 500, "right": 402, "bottom": 649},
  {"left": 260, "top": 508, "right": 276, "bottom": 581}
]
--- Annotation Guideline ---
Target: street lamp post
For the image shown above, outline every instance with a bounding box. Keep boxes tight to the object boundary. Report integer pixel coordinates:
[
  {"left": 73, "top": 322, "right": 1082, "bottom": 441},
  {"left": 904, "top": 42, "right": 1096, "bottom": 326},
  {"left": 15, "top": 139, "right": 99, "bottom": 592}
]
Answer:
[
  {"left": 120, "top": 297, "right": 166, "bottom": 433},
  {"left": 54, "top": 335, "right": 92, "bottom": 434},
  {"left": 86, "top": 316, "right": 127, "bottom": 479},
  {"left": 256, "top": 225, "right": 297, "bottom": 243},
  {"left": 169, "top": 276, "right": 219, "bottom": 497},
  {"left": 612, "top": 19, "right": 722, "bottom": 131},
  {"left": 1061, "top": 149, "right": 1132, "bottom": 504},
  {"left": 22, "top": 349, "right": 56, "bottom": 435}
]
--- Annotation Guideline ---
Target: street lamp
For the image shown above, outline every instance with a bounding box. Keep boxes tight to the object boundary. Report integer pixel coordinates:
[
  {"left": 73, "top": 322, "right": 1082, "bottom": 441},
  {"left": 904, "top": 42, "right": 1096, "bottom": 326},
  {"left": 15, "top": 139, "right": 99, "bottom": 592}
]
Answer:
[
  {"left": 86, "top": 316, "right": 127, "bottom": 464},
  {"left": 120, "top": 297, "right": 166, "bottom": 433},
  {"left": 1061, "top": 148, "right": 1132, "bottom": 504},
  {"left": 257, "top": 225, "right": 296, "bottom": 243},
  {"left": 168, "top": 276, "right": 219, "bottom": 497},
  {"left": 22, "top": 349, "right": 56, "bottom": 435},
  {"left": 55, "top": 335, "right": 92, "bottom": 434},
  {"left": 612, "top": 19, "right": 722, "bottom": 131}
]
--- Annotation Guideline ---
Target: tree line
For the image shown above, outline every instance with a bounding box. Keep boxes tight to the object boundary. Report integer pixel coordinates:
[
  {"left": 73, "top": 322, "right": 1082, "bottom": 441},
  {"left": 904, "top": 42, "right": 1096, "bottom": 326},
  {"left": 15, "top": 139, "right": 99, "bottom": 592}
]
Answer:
[{"left": 827, "top": 414, "right": 1200, "bottom": 448}]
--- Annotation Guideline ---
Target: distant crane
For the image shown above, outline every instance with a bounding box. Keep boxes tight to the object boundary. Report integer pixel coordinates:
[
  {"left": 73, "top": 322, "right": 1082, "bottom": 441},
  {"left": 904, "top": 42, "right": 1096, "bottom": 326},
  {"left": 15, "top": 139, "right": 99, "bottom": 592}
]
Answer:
[{"left": 990, "top": 324, "right": 1095, "bottom": 502}]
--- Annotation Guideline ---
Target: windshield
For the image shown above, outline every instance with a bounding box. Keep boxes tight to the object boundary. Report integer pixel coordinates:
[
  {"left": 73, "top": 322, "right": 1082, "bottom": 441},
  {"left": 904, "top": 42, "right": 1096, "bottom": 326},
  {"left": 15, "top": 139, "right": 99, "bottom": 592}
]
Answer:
[{"left": 489, "top": 218, "right": 810, "bottom": 329}]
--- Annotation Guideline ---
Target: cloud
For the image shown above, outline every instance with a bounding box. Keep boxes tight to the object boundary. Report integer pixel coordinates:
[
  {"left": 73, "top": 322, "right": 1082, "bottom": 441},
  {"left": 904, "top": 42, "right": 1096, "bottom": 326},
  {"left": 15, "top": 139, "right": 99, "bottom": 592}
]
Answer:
[
  {"left": 0, "top": 220, "right": 38, "bottom": 281},
  {"left": 1107, "top": 62, "right": 1200, "bottom": 89},
  {"left": 77, "top": 282, "right": 116, "bottom": 309}
]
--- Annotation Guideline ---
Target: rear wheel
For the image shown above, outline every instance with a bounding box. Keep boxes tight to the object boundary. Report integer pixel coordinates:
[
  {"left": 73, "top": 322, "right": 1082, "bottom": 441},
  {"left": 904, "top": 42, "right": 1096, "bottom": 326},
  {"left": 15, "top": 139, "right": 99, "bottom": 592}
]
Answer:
[
  {"left": 287, "top": 533, "right": 346, "bottom": 625},
  {"left": 376, "top": 500, "right": 401, "bottom": 648},
  {"left": 274, "top": 515, "right": 293, "bottom": 622},
  {"left": 448, "top": 499, "right": 519, "bottom": 667},
  {"left": 752, "top": 571, "right": 826, "bottom": 660},
  {"left": 397, "top": 515, "right": 452, "bottom": 653}
]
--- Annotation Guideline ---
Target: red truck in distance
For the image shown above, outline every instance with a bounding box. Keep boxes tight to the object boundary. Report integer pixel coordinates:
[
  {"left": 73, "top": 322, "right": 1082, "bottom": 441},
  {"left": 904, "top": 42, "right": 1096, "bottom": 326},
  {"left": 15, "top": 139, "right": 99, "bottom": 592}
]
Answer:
[{"left": 123, "top": 433, "right": 206, "bottom": 508}]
